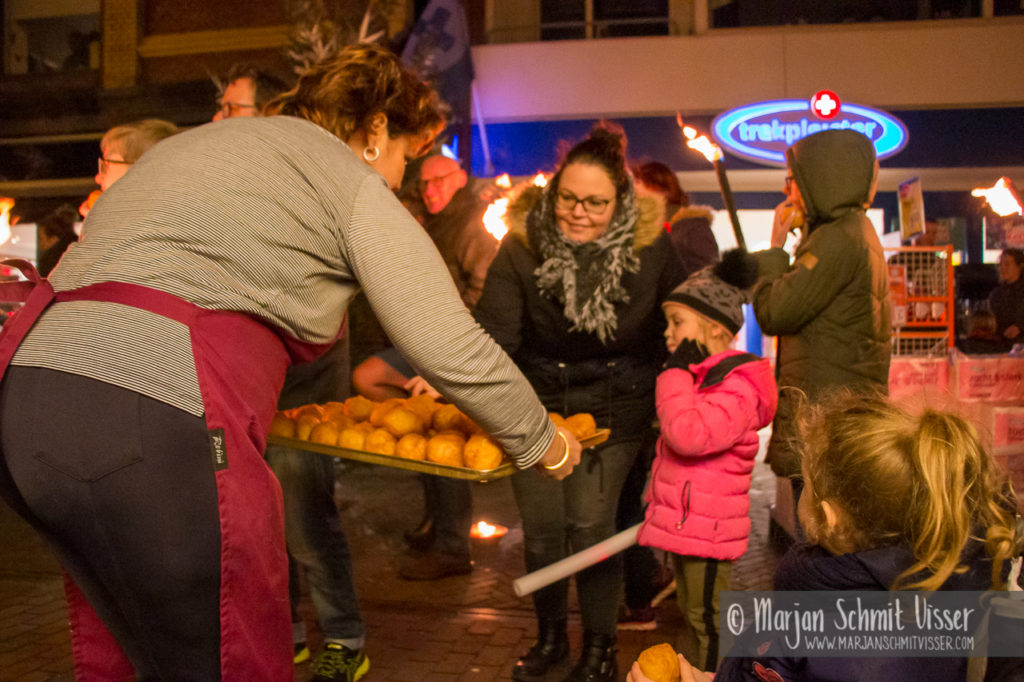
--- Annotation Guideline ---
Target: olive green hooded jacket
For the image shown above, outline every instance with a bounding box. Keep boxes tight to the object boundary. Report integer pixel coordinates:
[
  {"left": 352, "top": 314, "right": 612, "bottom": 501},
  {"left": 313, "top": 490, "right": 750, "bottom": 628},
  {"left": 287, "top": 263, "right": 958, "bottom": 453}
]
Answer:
[{"left": 753, "top": 129, "right": 892, "bottom": 477}]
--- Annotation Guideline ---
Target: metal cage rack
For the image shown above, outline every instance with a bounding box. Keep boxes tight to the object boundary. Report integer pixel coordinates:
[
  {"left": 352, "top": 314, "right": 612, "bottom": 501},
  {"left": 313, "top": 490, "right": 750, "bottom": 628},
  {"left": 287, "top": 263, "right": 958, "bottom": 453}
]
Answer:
[{"left": 884, "top": 245, "right": 955, "bottom": 357}]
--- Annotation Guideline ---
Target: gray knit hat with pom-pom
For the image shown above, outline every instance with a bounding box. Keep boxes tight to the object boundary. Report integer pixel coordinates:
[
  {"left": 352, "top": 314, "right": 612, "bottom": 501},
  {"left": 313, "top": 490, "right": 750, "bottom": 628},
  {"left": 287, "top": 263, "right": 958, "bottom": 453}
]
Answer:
[{"left": 662, "top": 249, "right": 759, "bottom": 335}]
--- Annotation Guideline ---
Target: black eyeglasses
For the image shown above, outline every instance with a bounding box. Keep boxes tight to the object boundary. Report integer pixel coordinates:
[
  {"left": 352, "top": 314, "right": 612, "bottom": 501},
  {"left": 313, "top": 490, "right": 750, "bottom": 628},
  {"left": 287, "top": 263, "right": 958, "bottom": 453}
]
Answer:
[
  {"left": 554, "top": 190, "right": 612, "bottom": 215},
  {"left": 97, "top": 157, "right": 132, "bottom": 174},
  {"left": 216, "top": 100, "right": 259, "bottom": 118}
]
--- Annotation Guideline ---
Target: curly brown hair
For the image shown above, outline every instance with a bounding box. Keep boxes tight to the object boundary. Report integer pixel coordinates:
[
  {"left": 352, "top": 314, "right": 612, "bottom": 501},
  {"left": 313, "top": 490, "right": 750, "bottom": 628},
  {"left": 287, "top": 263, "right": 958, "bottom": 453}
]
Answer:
[{"left": 264, "top": 44, "right": 445, "bottom": 152}]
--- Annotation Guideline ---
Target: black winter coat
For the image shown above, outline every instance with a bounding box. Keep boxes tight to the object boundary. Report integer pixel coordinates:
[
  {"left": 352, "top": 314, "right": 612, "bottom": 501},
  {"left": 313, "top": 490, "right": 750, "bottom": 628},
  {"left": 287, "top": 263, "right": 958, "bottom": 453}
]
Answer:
[{"left": 474, "top": 194, "right": 686, "bottom": 442}]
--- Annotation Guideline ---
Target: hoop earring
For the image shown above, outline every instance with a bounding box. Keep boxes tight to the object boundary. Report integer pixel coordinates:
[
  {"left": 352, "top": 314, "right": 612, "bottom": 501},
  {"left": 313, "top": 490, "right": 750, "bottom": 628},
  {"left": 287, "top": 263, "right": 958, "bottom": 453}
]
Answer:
[{"left": 363, "top": 146, "right": 380, "bottom": 162}]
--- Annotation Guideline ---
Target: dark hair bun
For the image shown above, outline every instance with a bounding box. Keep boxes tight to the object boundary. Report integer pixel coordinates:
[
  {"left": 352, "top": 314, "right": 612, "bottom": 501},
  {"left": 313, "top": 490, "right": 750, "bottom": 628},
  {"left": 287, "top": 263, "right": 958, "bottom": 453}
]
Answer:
[{"left": 589, "top": 121, "right": 627, "bottom": 158}]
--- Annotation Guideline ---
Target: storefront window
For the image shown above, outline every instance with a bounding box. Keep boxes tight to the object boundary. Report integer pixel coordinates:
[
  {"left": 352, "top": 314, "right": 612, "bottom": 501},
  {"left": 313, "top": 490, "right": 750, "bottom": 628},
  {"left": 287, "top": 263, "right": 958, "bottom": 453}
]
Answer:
[
  {"left": 3, "top": 0, "right": 101, "bottom": 75},
  {"left": 710, "top": 0, "right": 996, "bottom": 28},
  {"left": 540, "top": 0, "right": 668, "bottom": 40}
]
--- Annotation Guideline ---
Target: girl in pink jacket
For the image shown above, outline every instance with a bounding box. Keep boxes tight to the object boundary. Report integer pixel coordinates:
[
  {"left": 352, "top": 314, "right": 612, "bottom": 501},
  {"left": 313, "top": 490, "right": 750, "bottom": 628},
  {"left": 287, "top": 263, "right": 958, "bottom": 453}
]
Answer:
[{"left": 638, "top": 249, "right": 778, "bottom": 671}]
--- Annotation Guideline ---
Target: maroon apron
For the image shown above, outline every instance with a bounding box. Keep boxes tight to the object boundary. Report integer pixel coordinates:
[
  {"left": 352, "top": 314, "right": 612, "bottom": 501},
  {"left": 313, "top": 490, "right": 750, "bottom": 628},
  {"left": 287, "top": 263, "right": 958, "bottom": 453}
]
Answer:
[{"left": 0, "top": 259, "right": 333, "bottom": 680}]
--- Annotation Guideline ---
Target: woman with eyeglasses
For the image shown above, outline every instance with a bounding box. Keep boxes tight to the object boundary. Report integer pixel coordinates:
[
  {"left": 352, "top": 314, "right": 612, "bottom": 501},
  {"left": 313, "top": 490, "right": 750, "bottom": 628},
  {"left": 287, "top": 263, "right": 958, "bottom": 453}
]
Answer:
[
  {"left": 94, "top": 119, "right": 180, "bottom": 192},
  {"left": 0, "top": 44, "right": 580, "bottom": 681},
  {"left": 80, "top": 118, "right": 180, "bottom": 219},
  {"left": 473, "top": 124, "right": 687, "bottom": 682}
]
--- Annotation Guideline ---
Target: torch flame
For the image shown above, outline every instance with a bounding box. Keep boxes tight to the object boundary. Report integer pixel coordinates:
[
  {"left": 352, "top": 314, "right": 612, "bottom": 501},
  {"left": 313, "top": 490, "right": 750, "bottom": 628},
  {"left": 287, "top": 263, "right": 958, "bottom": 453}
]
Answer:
[
  {"left": 971, "top": 177, "right": 1022, "bottom": 217},
  {"left": 676, "top": 113, "right": 723, "bottom": 164},
  {"left": 0, "top": 197, "right": 14, "bottom": 246},
  {"left": 483, "top": 196, "right": 510, "bottom": 241},
  {"left": 495, "top": 173, "right": 512, "bottom": 189},
  {"left": 532, "top": 173, "right": 548, "bottom": 187}
]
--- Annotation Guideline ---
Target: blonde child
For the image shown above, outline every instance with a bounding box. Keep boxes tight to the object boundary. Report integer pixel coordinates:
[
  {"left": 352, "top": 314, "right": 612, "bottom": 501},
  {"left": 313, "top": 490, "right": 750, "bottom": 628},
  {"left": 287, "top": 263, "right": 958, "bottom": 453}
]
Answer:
[
  {"left": 638, "top": 249, "right": 778, "bottom": 672},
  {"left": 630, "top": 393, "right": 1020, "bottom": 682}
]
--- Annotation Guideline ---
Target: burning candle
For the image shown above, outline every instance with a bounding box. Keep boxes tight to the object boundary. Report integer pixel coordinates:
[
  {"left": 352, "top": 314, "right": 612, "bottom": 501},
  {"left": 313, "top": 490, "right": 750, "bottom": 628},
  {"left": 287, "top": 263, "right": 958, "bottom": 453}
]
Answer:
[{"left": 470, "top": 520, "right": 508, "bottom": 540}]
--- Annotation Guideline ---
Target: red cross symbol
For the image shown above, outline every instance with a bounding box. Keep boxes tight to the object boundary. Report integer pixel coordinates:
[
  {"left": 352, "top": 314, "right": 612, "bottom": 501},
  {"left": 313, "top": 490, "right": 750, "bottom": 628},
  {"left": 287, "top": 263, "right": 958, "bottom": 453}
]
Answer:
[{"left": 811, "top": 90, "right": 841, "bottom": 119}]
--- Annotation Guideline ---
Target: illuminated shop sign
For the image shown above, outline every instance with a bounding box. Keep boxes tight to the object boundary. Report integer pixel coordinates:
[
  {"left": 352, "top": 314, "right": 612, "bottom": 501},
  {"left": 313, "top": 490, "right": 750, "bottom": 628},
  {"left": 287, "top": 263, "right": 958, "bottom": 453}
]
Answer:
[{"left": 712, "top": 91, "right": 908, "bottom": 167}]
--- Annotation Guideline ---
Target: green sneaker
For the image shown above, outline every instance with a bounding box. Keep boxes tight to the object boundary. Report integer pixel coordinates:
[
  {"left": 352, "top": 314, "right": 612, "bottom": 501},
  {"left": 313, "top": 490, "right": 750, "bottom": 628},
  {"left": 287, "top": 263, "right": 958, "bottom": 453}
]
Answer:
[
  {"left": 293, "top": 642, "right": 311, "bottom": 664},
  {"left": 311, "top": 642, "right": 369, "bottom": 682}
]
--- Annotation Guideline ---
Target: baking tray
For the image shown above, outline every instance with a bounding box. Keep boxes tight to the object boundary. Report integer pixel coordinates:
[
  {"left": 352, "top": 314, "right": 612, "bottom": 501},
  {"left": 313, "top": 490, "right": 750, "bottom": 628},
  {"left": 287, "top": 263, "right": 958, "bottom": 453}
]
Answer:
[{"left": 266, "top": 428, "right": 611, "bottom": 482}]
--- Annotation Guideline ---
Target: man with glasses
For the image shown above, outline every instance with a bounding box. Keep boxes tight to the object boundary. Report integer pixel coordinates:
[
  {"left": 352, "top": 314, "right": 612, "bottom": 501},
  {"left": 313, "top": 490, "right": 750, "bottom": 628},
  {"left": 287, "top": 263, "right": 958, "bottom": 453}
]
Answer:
[
  {"left": 212, "top": 63, "right": 288, "bottom": 121},
  {"left": 752, "top": 129, "right": 891, "bottom": 539},
  {"left": 352, "top": 153, "right": 498, "bottom": 581}
]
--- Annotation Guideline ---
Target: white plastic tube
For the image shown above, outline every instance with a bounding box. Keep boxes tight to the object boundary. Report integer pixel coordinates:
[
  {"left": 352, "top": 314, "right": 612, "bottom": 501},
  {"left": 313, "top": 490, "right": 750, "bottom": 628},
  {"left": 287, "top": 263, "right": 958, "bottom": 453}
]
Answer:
[{"left": 513, "top": 524, "right": 640, "bottom": 597}]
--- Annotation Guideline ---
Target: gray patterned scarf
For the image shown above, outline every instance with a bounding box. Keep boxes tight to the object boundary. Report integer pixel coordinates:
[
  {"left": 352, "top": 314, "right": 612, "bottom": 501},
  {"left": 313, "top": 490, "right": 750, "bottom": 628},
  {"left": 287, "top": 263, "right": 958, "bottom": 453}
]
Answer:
[{"left": 526, "top": 178, "right": 641, "bottom": 344}]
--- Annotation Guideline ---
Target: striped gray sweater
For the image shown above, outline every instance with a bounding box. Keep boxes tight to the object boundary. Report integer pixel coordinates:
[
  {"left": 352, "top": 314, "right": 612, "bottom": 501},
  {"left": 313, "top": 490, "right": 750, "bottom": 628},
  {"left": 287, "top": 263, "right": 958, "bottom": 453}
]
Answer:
[{"left": 12, "top": 116, "right": 553, "bottom": 468}]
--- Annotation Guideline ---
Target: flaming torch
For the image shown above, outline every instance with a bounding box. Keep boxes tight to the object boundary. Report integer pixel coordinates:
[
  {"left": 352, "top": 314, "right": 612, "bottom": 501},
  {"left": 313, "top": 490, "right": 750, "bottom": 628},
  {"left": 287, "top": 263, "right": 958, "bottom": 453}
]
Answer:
[
  {"left": 0, "top": 197, "right": 14, "bottom": 246},
  {"left": 676, "top": 114, "right": 745, "bottom": 250},
  {"left": 972, "top": 177, "right": 1022, "bottom": 217},
  {"left": 483, "top": 196, "right": 510, "bottom": 241},
  {"left": 482, "top": 173, "right": 550, "bottom": 242}
]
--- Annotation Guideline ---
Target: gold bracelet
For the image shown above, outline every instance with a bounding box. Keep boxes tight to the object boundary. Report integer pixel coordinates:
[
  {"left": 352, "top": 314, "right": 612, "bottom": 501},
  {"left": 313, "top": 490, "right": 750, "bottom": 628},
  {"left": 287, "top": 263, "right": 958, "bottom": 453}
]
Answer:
[{"left": 543, "top": 432, "right": 571, "bottom": 470}]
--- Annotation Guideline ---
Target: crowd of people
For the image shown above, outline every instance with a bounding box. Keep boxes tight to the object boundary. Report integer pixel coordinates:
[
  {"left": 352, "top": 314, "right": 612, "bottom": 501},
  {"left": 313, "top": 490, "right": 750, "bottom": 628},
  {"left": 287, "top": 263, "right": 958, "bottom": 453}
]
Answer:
[{"left": 0, "top": 39, "right": 1020, "bottom": 682}]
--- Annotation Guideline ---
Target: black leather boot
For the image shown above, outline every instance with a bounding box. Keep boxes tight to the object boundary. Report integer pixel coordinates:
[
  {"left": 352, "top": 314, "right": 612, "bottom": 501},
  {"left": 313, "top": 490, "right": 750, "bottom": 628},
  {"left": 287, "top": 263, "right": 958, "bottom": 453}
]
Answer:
[
  {"left": 511, "top": 618, "right": 569, "bottom": 681},
  {"left": 564, "top": 631, "right": 616, "bottom": 682},
  {"left": 403, "top": 515, "right": 435, "bottom": 551}
]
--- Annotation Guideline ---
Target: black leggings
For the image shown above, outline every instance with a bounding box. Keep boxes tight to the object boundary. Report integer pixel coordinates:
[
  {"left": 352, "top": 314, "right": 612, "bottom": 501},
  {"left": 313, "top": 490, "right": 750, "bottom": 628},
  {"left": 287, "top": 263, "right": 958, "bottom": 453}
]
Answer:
[{"left": 0, "top": 367, "right": 222, "bottom": 679}]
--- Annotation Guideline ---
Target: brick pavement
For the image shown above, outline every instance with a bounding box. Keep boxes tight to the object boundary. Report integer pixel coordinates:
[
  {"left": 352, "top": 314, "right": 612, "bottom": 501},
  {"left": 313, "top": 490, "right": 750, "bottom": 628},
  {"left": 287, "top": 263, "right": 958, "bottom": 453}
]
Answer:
[{"left": 0, "top": 455, "right": 780, "bottom": 681}]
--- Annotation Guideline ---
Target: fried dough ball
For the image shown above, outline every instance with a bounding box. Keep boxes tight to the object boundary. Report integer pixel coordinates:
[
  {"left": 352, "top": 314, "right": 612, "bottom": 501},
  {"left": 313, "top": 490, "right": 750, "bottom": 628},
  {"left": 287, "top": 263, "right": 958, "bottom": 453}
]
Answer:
[
  {"left": 320, "top": 401, "right": 347, "bottom": 421},
  {"left": 395, "top": 433, "right": 428, "bottom": 461},
  {"left": 337, "top": 426, "right": 367, "bottom": 451},
  {"left": 432, "top": 404, "right": 467, "bottom": 434},
  {"left": 344, "top": 395, "right": 377, "bottom": 421},
  {"left": 309, "top": 421, "right": 340, "bottom": 446},
  {"left": 268, "top": 412, "right": 296, "bottom": 438},
  {"left": 295, "top": 413, "right": 321, "bottom": 440},
  {"left": 369, "top": 398, "right": 404, "bottom": 427},
  {"left": 549, "top": 412, "right": 569, "bottom": 431},
  {"left": 404, "top": 394, "right": 439, "bottom": 424},
  {"left": 291, "top": 403, "right": 323, "bottom": 420},
  {"left": 565, "top": 412, "right": 597, "bottom": 440},
  {"left": 426, "top": 432, "right": 466, "bottom": 467},
  {"left": 331, "top": 414, "right": 356, "bottom": 430},
  {"left": 464, "top": 434, "right": 505, "bottom": 471},
  {"left": 380, "top": 407, "right": 425, "bottom": 438},
  {"left": 462, "top": 417, "right": 484, "bottom": 436},
  {"left": 637, "top": 643, "right": 680, "bottom": 682},
  {"left": 364, "top": 428, "right": 397, "bottom": 455}
]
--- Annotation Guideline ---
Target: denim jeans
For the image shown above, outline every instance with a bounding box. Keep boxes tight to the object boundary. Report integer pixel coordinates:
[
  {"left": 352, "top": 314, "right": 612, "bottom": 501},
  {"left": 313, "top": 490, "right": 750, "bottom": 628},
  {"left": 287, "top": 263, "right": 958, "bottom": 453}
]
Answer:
[
  {"left": 265, "top": 445, "right": 365, "bottom": 646},
  {"left": 511, "top": 438, "right": 640, "bottom": 636}
]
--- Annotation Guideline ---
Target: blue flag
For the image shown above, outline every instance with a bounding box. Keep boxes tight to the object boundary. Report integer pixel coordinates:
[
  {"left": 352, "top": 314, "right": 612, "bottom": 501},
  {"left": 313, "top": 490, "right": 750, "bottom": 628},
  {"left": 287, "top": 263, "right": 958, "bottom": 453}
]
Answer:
[{"left": 401, "top": 0, "right": 474, "bottom": 162}]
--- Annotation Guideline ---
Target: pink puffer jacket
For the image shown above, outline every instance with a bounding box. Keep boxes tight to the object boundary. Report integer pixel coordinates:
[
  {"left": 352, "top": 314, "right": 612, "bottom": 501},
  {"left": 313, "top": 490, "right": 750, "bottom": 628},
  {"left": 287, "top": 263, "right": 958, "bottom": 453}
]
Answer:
[{"left": 638, "top": 350, "right": 777, "bottom": 561}]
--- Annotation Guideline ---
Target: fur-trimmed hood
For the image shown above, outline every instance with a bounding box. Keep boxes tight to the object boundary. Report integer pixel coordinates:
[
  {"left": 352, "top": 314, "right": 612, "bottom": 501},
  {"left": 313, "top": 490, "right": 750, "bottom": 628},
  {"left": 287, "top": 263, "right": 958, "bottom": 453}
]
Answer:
[
  {"left": 669, "top": 204, "right": 715, "bottom": 225},
  {"left": 502, "top": 183, "right": 666, "bottom": 252}
]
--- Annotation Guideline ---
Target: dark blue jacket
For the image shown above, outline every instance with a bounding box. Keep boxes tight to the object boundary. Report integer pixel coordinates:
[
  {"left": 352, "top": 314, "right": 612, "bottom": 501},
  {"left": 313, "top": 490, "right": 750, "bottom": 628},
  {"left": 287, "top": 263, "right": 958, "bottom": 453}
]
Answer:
[{"left": 716, "top": 542, "right": 999, "bottom": 681}]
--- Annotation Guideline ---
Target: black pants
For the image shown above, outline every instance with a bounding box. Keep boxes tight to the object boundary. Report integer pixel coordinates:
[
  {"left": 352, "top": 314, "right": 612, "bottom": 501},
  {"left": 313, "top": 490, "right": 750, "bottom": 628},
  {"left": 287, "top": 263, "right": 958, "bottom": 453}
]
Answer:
[
  {"left": 0, "top": 367, "right": 222, "bottom": 679},
  {"left": 616, "top": 428, "right": 662, "bottom": 610}
]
